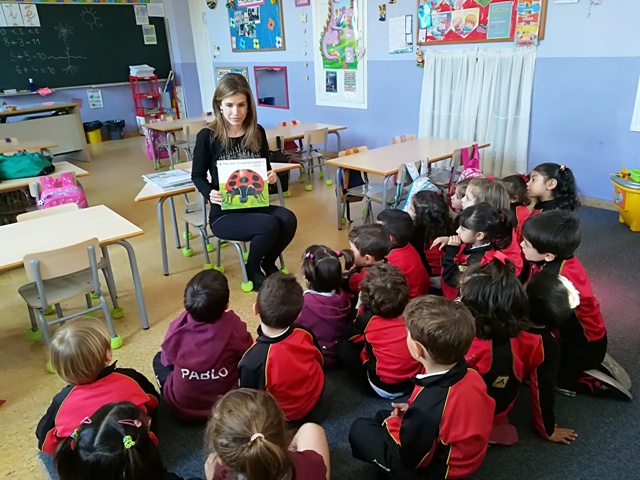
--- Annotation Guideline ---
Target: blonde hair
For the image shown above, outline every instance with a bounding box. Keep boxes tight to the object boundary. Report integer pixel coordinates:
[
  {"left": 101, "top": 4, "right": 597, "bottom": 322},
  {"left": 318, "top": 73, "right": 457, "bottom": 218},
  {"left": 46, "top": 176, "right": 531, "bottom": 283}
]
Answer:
[
  {"left": 465, "top": 14, "right": 477, "bottom": 24},
  {"left": 466, "top": 178, "right": 493, "bottom": 202},
  {"left": 206, "top": 389, "right": 292, "bottom": 480},
  {"left": 209, "top": 74, "right": 261, "bottom": 152},
  {"left": 475, "top": 180, "right": 511, "bottom": 211},
  {"left": 49, "top": 318, "right": 110, "bottom": 385}
]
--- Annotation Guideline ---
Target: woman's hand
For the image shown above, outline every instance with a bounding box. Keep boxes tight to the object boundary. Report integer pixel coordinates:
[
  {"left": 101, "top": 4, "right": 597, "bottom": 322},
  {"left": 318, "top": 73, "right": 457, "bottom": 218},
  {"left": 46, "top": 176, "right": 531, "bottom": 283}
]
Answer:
[
  {"left": 267, "top": 170, "right": 277, "bottom": 185},
  {"left": 209, "top": 190, "right": 223, "bottom": 205}
]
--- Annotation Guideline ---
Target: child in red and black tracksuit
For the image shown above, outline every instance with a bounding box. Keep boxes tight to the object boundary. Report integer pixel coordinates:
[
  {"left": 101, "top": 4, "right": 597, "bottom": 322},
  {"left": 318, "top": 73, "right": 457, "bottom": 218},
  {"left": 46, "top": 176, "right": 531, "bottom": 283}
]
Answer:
[
  {"left": 459, "top": 259, "right": 528, "bottom": 445},
  {"left": 152, "top": 270, "right": 253, "bottom": 422},
  {"left": 36, "top": 319, "right": 159, "bottom": 455},
  {"left": 522, "top": 271, "right": 578, "bottom": 444},
  {"left": 502, "top": 174, "right": 533, "bottom": 244},
  {"left": 296, "top": 245, "right": 354, "bottom": 368},
  {"left": 521, "top": 210, "right": 632, "bottom": 399},
  {"left": 435, "top": 202, "right": 515, "bottom": 299},
  {"left": 239, "top": 273, "right": 325, "bottom": 423},
  {"left": 342, "top": 223, "right": 391, "bottom": 305},
  {"left": 349, "top": 296, "right": 494, "bottom": 479},
  {"left": 407, "top": 189, "right": 455, "bottom": 293},
  {"left": 377, "top": 208, "right": 429, "bottom": 299},
  {"left": 526, "top": 163, "right": 581, "bottom": 213},
  {"left": 338, "top": 263, "right": 422, "bottom": 399}
]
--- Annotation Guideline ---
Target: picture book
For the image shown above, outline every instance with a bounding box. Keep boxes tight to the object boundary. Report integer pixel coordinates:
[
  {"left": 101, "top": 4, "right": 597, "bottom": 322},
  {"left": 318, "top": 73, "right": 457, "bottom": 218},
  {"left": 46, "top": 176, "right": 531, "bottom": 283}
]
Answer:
[
  {"left": 217, "top": 158, "right": 269, "bottom": 210},
  {"left": 142, "top": 169, "right": 192, "bottom": 190}
]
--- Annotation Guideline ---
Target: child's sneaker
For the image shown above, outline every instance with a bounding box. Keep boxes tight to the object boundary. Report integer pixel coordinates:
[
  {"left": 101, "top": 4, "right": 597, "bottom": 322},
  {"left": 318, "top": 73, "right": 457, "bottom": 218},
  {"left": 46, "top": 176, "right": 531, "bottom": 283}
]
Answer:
[
  {"left": 578, "top": 370, "right": 632, "bottom": 401},
  {"left": 598, "top": 353, "right": 632, "bottom": 391},
  {"left": 554, "top": 386, "right": 577, "bottom": 397}
]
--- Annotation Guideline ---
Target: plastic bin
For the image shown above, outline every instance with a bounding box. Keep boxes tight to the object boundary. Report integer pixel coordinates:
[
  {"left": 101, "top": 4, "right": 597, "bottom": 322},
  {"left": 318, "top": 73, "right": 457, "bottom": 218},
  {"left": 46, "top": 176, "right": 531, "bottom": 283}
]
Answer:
[
  {"left": 83, "top": 121, "right": 103, "bottom": 144},
  {"left": 611, "top": 175, "right": 640, "bottom": 232},
  {"left": 105, "top": 119, "right": 126, "bottom": 140}
]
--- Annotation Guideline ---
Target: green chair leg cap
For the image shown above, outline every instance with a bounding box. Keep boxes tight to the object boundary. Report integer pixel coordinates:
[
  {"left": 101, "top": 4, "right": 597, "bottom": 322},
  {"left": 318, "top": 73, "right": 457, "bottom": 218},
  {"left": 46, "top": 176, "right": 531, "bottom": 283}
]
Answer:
[
  {"left": 203, "top": 263, "right": 215, "bottom": 271},
  {"left": 342, "top": 217, "right": 347, "bottom": 225},
  {"left": 220, "top": 241, "right": 228, "bottom": 248},
  {"left": 206, "top": 243, "right": 215, "bottom": 252},
  {"left": 154, "top": 162, "right": 162, "bottom": 169},
  {"left": 110, "top": 335, "right": 123, "bottom": 349},
  {"left": 212, "top": 264, "right": 225, "bottom": 273},
  {"left": 241, "top": 281, "right": 254, "bottom": 293},
  {"left": 280, "top": 267, "right": 289, "bottom": 274},
  {"left": 243, "top": 251, "right": 249, "bottom": 261},
  {"left": 305, "top": 184, "right": 313, "bottom": 191},
  {"left": 90, "top": 293, "right": 100, "bottom": 299},
  {"left": 43, "top": 305, "right": 55, "bottom": 315},
  {"left": 45, "top": 360, "right": 55, "bottom": 374},
  {"left": 169, "top": 166, "right": 174, "bottom": 171},
  {"left": 182, "top": 247, "right": 194, "bottom": 257},
  {"left": 183, "top": 231, "right": 193, "bottom": 240},
  {"left": 283, "top": 191, "right": 292, "bottom": 198},
  {"left": 27, "top": 329, "right": 43, "bottom": 341},
  {"left": 298, "top": 176, "right": 305, "bottom": 183},
  {"left": 318, "top": 171, "right": 325, "bottom": 179},
  {"left": 111, "top": 307, "right": 125, "bottom": 319},
  {"left": 325, "top": 179, "right": 333, "bottom": 186}
]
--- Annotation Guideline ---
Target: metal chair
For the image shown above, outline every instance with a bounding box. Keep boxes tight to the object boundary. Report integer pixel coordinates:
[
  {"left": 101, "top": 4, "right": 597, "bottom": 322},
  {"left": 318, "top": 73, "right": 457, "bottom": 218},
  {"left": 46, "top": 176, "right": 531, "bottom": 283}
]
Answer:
[
  {"left": 289, "top": 127, "right": 332, "bottom": 191},
  {"left": 279, "top": 120, "right": 304, "bottom": 154},
  {"left": 18, "top": 238, "right": 123, "bottom": 351},
  {"left": 180, "top": 121, "right": 208, "bottom": 162},
  {"left": 391, "top": 133, "right": 416, "bottom": 145},
  {"left": 427, "top": 145, "right": 477, "bottom": 192}
]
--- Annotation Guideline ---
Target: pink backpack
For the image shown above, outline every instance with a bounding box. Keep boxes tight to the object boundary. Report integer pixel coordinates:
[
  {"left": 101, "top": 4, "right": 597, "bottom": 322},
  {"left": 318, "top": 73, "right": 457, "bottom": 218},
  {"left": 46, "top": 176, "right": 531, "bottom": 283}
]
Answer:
[
  {"left": 457, "top": 144, "right": 483, "bottom": 181},
  {"left": 37, "top": 172, "right": 89, "bottom": 210}
]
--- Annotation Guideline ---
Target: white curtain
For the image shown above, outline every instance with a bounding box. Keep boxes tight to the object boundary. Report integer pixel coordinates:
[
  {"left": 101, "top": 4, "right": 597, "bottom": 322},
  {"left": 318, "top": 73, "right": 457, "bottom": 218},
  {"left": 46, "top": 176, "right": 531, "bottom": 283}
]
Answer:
[{"left": 419, "top": 47, "right": 536, "bottom": 176}]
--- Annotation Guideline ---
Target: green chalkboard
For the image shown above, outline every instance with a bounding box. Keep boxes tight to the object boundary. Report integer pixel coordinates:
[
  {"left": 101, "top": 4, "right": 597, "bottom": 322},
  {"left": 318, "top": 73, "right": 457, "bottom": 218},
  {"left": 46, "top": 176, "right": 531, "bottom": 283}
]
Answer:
[{"left": 0, "top": 4, "right": 171, "bottom": 91}]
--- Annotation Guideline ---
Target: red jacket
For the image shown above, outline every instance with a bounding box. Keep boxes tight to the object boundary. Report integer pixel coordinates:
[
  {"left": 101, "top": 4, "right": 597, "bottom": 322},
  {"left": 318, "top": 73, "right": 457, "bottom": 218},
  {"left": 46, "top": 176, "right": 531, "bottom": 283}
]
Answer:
[
  {"left": 425, "top": 242, "right": 445, "bottom": 277},
  {"left": 36, "top": 364, "right": 159, "bottom": 455},
  {"left": 517, "top": 329, "right": 561, "bottom": 439},
  {"left": 531, "top": 256, "right": 607, "bottom": 343},
  {"left": 441, "top": 243, "right": 493, "bottom": 299},
  {"left": 345, "top": 266, "right": 368, "bottom": 294},
  {"left": 388, "top": 243, "right": 429, "bottom": 299},
  {"left": 383, "top": 362, "right": 494, "bottom": 479},
  {"left": 513, "top": 204, "right": 532, "bottom": 245},
  {"left": 465, "top": 337, "right": 524, "bottom": 421},
  {"left": 238, "top": 325, "right": 324, "bottom": 421}
]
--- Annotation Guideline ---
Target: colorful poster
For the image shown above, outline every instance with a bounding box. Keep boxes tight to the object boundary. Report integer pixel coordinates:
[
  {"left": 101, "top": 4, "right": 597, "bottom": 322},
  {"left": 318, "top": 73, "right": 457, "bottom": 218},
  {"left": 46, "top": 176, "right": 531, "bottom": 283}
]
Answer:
[
  {"left": 344, "top": 70, "right": 356, "bottom": 95},
  {"left": 427, "top": 12, "right": 451, "bottom": 40},
  {"left": 319, "top": 0, "right": 359, "bottom": 70},
  {"left": 237, "top": 0, "right": 265, "bottom": 7},
  {"left": 451, "top": 7, "right": 479, "bottom": 38},
  {"left": 325, "top": 71, "right": 337, "bottom": 93},
  {"left": 134, "top": 5, "right": 149, "bottom": 25},
  {"left": 142, "top": 24, "right": 157, "bottom": 45},
  {"left": 87, "top": 89, "right": 103, "bottom": 109},
  {"left": 515, "top": 0, "right": 541, "bottom": 45},
  {"left": 218, "top": 159, "right": 269, "bottom": 210},
  {"left": 487, "top": 1, "right": 512, "bottom": 39}
]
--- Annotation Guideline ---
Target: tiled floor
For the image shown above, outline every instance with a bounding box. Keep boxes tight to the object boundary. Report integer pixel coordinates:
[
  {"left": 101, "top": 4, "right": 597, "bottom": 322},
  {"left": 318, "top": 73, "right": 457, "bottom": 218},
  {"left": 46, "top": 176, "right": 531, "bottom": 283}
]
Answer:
[{"left": 0, "top": 136, "right": 351, "bottom": 479}]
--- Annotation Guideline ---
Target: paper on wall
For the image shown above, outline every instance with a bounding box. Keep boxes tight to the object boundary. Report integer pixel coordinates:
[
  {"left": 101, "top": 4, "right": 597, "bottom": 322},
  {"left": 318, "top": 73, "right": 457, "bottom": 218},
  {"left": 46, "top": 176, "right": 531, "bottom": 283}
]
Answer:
[
  {"left": 142, "top": 24, "right": 157, "bottom": 45},
  {"left": 2, "top": 4, "right": 24, "bottom": 27},
  {"left": 389, "top": 15, "right": 413, "bottom": 54},
  {"left": 0, "top": 8, "right": 7, "bottom": 27},
  {"left": 19, "top": 4, "right": 40, "bottom": 27},
  {"left": 147, "top": 3, "right": 165, "bottom": 17},
  {"left": 134, "top": 5, "right": 149, "bottom": 25},
  {"left": 87, "top": 89, "right": 103, "bottom": 109},
  {"left": 631, "top": 76, "right": 640, "bottom": 132}
]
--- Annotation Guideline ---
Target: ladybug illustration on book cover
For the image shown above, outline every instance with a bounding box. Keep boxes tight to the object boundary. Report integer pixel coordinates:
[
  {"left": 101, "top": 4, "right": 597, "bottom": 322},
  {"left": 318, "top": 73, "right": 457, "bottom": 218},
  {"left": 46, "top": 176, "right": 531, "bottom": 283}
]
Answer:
[
  {"left": 218, "top": 158, "right": 269, "bottom": 210},
  {"left": 224, "top": 169, "right": 266, "bottom": 205}
]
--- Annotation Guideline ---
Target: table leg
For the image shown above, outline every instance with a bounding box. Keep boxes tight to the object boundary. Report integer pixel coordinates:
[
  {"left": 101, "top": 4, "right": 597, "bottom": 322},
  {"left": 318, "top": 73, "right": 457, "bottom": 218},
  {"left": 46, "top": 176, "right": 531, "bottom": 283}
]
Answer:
[
  {"left": 157, "top": 197, "right": 170, "bottom": 276},
  {"left": 332, "top": 131, "right": 342, "bottom": 153},
  {"left": 168, "top": 196, "right": 181, "bottom": 249},
  {"left": 276, "top": 176, "right": 285, "bottom": 207},
  {"left": 381, "top": 175, "right": 392, "bottom": 212},
  {"left": 114, "top": 240, "right": 149, "bottom": 330},
  {"left": 335, "top": 166, "right": 344, "bottom": 230}
]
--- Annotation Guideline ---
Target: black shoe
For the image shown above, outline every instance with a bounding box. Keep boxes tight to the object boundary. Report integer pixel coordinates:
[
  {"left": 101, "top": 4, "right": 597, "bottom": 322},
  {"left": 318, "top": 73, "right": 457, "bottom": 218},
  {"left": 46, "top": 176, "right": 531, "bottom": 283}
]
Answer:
[
  {"left": 250, "top": 272, "right": 266, "bottom": 292},
  {"left": 554, "top": 386, "right": 577, "bottom": 397},
  {"left": 598, "top": 353, "right": 632, "bottom": 391},
  {"left": 261, "top": 261, "right": 280, "bottom": 277},
  {"left": 577, "top": 370, "right": 632, "bottom": 400}
]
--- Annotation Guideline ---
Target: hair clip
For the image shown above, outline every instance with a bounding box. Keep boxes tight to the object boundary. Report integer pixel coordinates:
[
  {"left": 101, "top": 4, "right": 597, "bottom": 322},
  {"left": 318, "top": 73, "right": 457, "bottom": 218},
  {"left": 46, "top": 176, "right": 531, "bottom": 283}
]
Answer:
[
  {"left": 123, "top": 435, "right": 136, "bottom": 449},
  {"left": 118, "top": 419, "right": 142, "bottom": 428},
  {"left": 81, "top": 417, "right": 92, "bottom": 425},
  {"left": 250, "top": 433, "right": 264, "bottom": 443},
  {"left": 335, "top": 251, "right": 342, "bottom": 257},
  {"left": 516, "top": 173, "right": 529, "bottom": 183},
  {"left": 436, "top": 190, "right": 442, "bottom": 196},
  {"left": 70, "top": 429, "right": 79, "bottom": 440},
  {"left": 487, "top": 176, "right": 495, "bottom": 181},
  {"left": 305, "top": 252, "right": 314, "bottom": 260},
  {"left": 560, "top": 164, "right": 566, "bottom": 171}
]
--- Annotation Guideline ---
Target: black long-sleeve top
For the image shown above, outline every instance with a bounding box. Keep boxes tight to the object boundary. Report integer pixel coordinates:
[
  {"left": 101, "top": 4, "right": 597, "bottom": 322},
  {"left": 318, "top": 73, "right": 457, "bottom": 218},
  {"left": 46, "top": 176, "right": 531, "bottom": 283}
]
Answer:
[{"left": 191, "top": 124, "right": 272, "bottom": 222}]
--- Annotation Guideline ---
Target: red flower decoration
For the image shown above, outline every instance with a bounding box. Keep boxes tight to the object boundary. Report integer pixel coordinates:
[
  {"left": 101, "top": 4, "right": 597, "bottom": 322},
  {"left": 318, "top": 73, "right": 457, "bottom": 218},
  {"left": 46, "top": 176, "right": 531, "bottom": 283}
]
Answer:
[{"left": 268, "top": 18, "right": 275, "bottom": 30}]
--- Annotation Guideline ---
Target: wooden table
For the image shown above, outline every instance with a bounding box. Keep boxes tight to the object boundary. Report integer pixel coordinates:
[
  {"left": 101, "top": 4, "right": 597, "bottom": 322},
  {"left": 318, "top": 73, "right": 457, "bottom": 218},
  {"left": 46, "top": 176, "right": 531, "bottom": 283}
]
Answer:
[
  {"left": 326, "top": 137, "right": 491, "bottom": 229},
  {"left": 0, "top": 102, "right": 91, "bottom": 162},
  {"left": 264, "top": 123, "right": 347, "bottom": 152},
  {"left": 0, "top": 161, "right": 88, "bottom": 193},
  {"left": 135, "top": 161, "right": 300, "bottom": 276},
  {"left": 0, "top": 205, "right": 149, "bottom": 328},
  {"left": 140, "top": 116, "right": 210, "bottom": 132},
  {"left": 0, "top": 139, "right": 59, "bottom": 155}
]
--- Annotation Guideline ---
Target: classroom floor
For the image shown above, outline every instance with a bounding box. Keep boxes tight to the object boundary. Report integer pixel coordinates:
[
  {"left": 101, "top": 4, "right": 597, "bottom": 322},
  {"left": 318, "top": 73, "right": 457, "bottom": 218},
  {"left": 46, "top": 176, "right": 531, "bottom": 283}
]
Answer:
[{"left": 0, "top": 136, "right": 350, "bottom": 479}]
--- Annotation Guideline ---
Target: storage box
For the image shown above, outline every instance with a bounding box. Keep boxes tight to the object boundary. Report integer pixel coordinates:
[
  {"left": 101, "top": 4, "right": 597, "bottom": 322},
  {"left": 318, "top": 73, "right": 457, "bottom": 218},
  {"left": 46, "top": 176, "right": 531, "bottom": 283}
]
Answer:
[
  {"left": 136, "top": 115, "right": 149, "bottom": 135},
  {"left": 611, "top": 175, "right": 640, "bottom": 232}
]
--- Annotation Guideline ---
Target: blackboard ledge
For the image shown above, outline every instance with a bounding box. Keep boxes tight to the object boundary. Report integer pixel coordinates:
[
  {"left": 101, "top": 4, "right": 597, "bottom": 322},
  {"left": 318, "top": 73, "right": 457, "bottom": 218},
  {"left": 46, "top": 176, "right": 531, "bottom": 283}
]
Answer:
[{"left": 1, "top": 79, "right": 168, "bottom": 97}]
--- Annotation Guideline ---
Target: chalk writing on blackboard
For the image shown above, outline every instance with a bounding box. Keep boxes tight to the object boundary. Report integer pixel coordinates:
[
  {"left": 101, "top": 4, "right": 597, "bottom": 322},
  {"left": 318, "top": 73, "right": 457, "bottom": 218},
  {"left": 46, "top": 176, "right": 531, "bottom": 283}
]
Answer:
[
  {"left": 48, "top": 23, "right": 86, "bottom": 74},
  {"left": 79, "top": 7, "right": 102, "bottom": 30}
]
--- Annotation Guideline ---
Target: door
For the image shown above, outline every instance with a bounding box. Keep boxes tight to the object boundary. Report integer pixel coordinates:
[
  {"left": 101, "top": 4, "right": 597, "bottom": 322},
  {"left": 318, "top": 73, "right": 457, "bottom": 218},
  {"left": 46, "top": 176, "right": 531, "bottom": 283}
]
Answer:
[{"left": 188, "top": 0, "right": 216, "bottom": 114}]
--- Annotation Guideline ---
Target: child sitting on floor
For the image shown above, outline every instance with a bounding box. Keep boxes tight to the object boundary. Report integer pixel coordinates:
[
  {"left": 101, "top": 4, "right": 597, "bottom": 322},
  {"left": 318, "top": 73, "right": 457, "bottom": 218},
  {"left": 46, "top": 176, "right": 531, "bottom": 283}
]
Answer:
[
  {"left": 239, "top": 273, "right": 326, "bottom": 423},
  {"left": 450, "top": 177, "right": 474, "bottom": 213},
  {"left": 343, "top": 223, "right": 391, "bottom": 296},
  {"left": 522, "top": 271, "right": 578, "bottom": 444},
  {"left": 502, "top": 174, "right": 533, "bottom": 243},
  {"left": 349, "top": 295, "right": 494, "bottom": 478},
  {"left": 408, "top": 189, "right": 454, "bottom": 293},
  {"left": 37, "top": 318, "right": 159, "bottom": 455},
  {"left": 339, "top": 263, "right": 422, "bottom": 399},
  {"left": 527, "top": 162, "right": 580, "bottom": 213},
  {"left": 521, "top": 210, "right": 631, "bottom": 399},
  {"left": 204, "top": 389, "right": 330, "bottom": 480},
  {"left": 461, "top": 177, "right": 493, "bottom": 210},
  {"left": 54, "top": 402, "right": 186, "bottom": 480},
  {"left": 377, "top": 209, "right": 429, "bottom": 298},
  {"left": 152, "top": 270, "right": 253, "bottom": 422},
  {"left": 459, "top": 259, "right": 527, "bottom": 445},
  {"left": 296, "top": 245, "right": 354, "bottom": 367}
]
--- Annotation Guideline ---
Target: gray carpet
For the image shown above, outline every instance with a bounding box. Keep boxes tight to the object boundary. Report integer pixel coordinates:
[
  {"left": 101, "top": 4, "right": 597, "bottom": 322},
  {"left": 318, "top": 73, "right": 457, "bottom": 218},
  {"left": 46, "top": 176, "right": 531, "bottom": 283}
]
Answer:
[{"left": 40, "top": 207, "right": 640, "bottom": 480}]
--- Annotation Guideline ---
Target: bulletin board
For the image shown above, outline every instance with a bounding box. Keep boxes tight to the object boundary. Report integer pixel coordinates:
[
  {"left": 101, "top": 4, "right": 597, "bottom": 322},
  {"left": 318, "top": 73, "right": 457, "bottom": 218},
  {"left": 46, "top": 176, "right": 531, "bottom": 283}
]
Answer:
[
  {"left": 227, "top": 0, "right": 285, "bottom": 52},
  {"left": 417, "top": 0, "right": 546, "bottom": 46}
]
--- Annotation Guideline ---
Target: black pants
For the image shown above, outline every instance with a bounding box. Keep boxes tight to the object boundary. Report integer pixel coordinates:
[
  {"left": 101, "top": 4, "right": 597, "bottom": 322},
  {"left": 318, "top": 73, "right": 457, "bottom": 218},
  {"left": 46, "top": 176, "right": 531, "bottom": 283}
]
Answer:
[
  {"left": 210, "top": 206, "right": 297, "bottom": 278},
  {"left": 152, "top": 351, "right": 173, "bottom": 392},
  {"left": 558, "top": 334, "right": 607, "bottom": 390},
  {"left": 350, "top": 411, "right": 406, "bottom": 475},
  {"left": 288, "top": 387, "right": 328, "bottom": 428}
]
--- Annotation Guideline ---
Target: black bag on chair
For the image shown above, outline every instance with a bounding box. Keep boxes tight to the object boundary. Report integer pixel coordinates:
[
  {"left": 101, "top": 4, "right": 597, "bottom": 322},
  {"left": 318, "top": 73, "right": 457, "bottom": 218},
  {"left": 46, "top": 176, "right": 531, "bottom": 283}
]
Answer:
[{"left": 268, "top": 136, "right": 289, "bottom": 196}]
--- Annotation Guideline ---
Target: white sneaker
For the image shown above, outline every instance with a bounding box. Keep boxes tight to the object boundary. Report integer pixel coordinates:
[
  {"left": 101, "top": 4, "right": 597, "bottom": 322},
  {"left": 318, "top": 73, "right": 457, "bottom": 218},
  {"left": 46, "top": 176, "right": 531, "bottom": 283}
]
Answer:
[
  {"left": 599, "top": 353, "right": 632, "bottom": 391},
  {"left": 581, "top": 370, "right": 633, "bottom": 401}
]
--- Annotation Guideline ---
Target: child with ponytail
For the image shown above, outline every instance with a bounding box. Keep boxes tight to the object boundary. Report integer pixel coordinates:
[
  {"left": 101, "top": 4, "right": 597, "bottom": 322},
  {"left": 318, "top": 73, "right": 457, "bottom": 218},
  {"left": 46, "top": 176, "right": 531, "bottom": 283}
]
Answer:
[
  {"left": 527, "top": 163, "right": 580, "bottom": 212},
  {"left": 297, "top": 245, "right": 354, "bottom": 367},
  {"left": 54, "top": 402, "right": 185, "bottom": 480},
  {"left": 502, "top": 174, "right": 532, "bottom": 239},
  {"left": 204, "top": 389, "right": 330, "bottom": 480}
]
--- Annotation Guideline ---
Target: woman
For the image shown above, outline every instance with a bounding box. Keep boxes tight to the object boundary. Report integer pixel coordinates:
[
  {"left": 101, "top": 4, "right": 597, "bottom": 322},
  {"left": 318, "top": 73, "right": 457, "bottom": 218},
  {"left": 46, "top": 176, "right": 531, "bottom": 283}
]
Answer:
[{"left": 192, "top": 74, "right": 297, "bottom": 291}]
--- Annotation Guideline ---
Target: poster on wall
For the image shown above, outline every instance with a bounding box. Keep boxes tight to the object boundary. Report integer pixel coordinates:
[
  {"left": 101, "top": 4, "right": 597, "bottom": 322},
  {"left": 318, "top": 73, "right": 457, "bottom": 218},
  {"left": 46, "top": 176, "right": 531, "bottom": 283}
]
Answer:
[
  {"left": 313, "top": 0, "right": 367, "bottom": 109},
  {"left": 417, "top": 0, "right": 546, "bottom": 45},
  {"left": 227, "top": 0, "right": 285, "bottom": 52},
  {"left": 215, "top": 66, "right": 250, "bottom": 84}
]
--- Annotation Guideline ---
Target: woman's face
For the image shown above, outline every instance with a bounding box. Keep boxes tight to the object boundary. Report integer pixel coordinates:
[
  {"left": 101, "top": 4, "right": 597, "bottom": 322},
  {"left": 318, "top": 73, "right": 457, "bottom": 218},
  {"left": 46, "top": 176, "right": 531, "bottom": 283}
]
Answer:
[{"left": 219, "top": 93, "right": 248, "bottom": 128}]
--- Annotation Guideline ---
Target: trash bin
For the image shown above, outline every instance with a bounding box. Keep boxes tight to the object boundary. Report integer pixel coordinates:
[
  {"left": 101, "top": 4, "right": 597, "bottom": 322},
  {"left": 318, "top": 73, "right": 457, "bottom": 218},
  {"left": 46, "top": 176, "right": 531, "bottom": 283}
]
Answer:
[
  {"left": 83, "top": 121, "right": 103, "bottom": 144},
  {"left": 105, "top": 119, "right": 126, "bottom": 140},
  {"left": 611, "top": 175, "right": 640, "bottom": 232}
]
